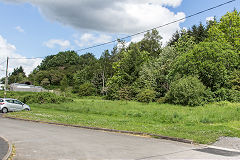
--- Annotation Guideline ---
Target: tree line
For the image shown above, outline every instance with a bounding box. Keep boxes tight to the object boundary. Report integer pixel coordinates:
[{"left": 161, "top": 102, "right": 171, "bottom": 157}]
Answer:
[{"left": 3, "top": 10, "right": 240, "bottom": 106}]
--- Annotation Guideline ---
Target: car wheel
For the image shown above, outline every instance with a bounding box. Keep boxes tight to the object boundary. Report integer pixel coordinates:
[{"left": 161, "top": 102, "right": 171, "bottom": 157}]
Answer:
[
  {"left": 2, "top": 107, "right": 8, "bottom": 113},
  {"left": 24, "top": 108, "right": 30, "bottom": 111}
]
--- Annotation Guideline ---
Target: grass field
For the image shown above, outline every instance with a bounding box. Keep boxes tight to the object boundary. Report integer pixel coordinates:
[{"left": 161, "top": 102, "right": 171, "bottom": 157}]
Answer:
[{"left": 5, "top": 97, "right": 240, "bottom": 144}]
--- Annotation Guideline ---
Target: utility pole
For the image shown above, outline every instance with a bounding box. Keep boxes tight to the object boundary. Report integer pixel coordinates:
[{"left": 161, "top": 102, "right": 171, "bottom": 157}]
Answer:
[{"left": 4, "top": 57, "right": 9, "bottom": 98}]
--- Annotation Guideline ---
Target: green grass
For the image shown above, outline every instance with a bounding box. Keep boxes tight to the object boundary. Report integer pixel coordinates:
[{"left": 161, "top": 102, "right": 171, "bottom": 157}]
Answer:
[{"left": 6, "top": 97, "right": 240, "bottom": 144}]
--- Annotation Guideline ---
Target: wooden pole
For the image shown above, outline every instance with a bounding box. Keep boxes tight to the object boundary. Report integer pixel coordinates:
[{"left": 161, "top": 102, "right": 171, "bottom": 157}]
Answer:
[{"left": 4, "top": 57, "right": 9, "bottom": 98}]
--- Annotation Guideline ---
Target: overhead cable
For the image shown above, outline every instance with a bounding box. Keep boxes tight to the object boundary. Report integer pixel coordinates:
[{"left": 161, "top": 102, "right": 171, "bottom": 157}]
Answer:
[{"left": 76, "top": 0, "right": 236, "bottom": 52}]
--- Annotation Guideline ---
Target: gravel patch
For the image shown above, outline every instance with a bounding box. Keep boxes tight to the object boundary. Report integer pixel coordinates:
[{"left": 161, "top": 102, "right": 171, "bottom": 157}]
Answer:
[{"left": 213, "top": 137, "right": 240, "bottom": 151}]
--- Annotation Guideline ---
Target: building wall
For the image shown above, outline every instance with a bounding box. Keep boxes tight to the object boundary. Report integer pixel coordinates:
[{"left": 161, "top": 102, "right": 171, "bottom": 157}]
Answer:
[{"left": 10, "top": 84, "right": 46, "bottom": 92}]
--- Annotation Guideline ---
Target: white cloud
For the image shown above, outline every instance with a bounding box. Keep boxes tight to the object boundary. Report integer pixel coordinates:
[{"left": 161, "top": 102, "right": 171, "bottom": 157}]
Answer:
[
  {"left": 1, "top": 0, "right": 185, "bottom": 44},
  {"left": 0, "top": 35, "right": 42, "bottom": 78},
  {"left": 15, "top": 26, "right": 24, "bottom": 33},
  {"left": 44, "top": 39, "right": 71, "bottom": 49},
  {"left": 74, "top": 33, "right": 112, "bottom": 47},
  {"left": 206, "top": 16, "right": 214, "bottom": 22}
]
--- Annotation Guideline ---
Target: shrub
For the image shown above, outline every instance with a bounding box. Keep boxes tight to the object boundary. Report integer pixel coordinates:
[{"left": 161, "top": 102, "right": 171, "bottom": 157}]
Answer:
[
  {"left": 78, "top": 83, "right": 96, "bottom": 97},
  {"left": 214, "top": 88, "right": 240, "bottom": 103},
  {"left": 118, "top": 86, "right": 137, "bottom": 101},
  {"left": 20, "top": 92, "right": 73, "bottom": 104},
  {"left": 157, "top": 97, "right": 166, "bottom": 104},
  {"left": 165, "top": 76, "right": 208, "bottom": 106},
  {"left": 136, "top": 89, "right": 156, "bottom": 103}
]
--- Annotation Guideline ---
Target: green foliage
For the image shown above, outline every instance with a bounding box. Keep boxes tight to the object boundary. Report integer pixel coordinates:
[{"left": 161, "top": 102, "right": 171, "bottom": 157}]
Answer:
[
  {"left": 117, "top": 86, "right": 137, "bottom": 101},
  {"left": 78, "top": 83, "right": 97, "bottom": 97},
  {"left": 139, "top": 29, "right": 162, "bottom": 57},
  {"left": 136, "top": 89, "right": 156, "bottom": 103},
  {"left": 168, "top": 22, "right": 209, "bottom": 47},
  {"left": 40, "top": 78, "right": 50, "bottom": 87},
  {"left": 165, "top": 76, "right": 208, "bottom": 106},
  {"left": 172, "top": 41, "right": 239, "bottom": 90},
  {"left": 214, "top": 88, "right": 240, "bottom": 103},
  {"left": 137, "top": 46, "right": 177, "bottom": 97},
  {"left": 38, "top": 51, "right": 80, "bottom": 69},
  {"left": 173, "top": 30, "right": 196, "bottom": 54},
  {"left": 20, "top": 92, "right": 73, "bottom": 104},
  {"left": 208, "top": 10, "right": 240, "bottom": 52},
  {"left": 7, "top": 98, "right": 240, "bottom": 144},
  {"left": 9, "top": 11, "right": 239, "bottom": 106},
  {"left": 7, "top": 66, "right": 27, "bottom": 84},
  {"left": 230, "top": 70, "right": 240, "bottom": 91},
  {"left": 60, "top": 75, "right": 68, "bottom": 92}
]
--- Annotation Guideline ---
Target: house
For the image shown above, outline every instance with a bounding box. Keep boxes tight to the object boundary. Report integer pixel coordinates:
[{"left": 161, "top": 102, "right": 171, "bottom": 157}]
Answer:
[{"left": 10, "top": 83, "right": 46, "bottom": 92}]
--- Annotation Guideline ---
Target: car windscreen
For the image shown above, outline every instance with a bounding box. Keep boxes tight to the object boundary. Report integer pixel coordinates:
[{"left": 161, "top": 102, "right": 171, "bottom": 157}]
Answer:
[{"left": 0, "top": 99, "right": 3, "bottom": 102}]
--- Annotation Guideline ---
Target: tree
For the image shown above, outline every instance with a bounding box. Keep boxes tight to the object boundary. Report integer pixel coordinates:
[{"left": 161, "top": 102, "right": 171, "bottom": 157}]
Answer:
[
  {"left": 99, "top": 50, "right": 114, "bottom": 94},
  {"left": 106, "top": 43, "right": 150, "bottom": 99},
  {"left": 172, "top": 41, "right": 239, "bottom": 90},
  {"left": 137, "top": 46, "right": 177, "bottom": 97},
  {"left": 41, "top": 78, "right": 50, "bottom": 87},
  {"left": 208, "top": 10, "right": 240, "bottom": 52},
  {"left": 60, "top": 75, "right": 68, "bottom": 92},
  {"left": 139, "top": 29, "right": 162, "bottom": 57},
  {"left": 8, "top": 66, "right": 27, "bottom": 84}
]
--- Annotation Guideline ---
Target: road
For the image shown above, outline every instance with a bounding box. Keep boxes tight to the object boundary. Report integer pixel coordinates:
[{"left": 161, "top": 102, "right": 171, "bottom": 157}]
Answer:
[
  {"left": 0, "top": 115, "right": 240, "bottom": 160},
  {"left": 0, "top": 136, "right": 9, "bottom": 160}
]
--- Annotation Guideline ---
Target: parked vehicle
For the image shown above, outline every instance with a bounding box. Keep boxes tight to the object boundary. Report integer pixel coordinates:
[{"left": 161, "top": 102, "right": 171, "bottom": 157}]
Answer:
[{"left": 0, "top": 98, "right": 30, "bottom": 113}]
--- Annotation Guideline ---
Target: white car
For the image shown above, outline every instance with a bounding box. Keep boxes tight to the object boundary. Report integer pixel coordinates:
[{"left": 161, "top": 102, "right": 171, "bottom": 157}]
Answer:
[{"left": 0, "top": 98, "right": 31, "bottom": 113}]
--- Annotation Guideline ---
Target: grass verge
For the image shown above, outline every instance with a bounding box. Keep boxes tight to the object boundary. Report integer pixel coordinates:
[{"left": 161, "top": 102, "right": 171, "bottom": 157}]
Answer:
[{"left": 6, "top": 98, "right": 240, "bottom": 144}]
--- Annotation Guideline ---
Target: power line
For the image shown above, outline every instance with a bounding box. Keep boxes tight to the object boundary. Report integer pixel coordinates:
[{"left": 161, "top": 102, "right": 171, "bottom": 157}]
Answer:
[
  {"left": 76, "top": 0, "right": 236, "bottom": 52},
  {"left": 0, "top": 60, "right": 6, "bottom": 66}
]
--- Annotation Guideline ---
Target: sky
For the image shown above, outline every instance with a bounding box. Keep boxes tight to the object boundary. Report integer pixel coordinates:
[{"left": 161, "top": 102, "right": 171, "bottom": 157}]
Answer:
[{"left": 0, "top": 0, "right": 239, "bottom": 78}]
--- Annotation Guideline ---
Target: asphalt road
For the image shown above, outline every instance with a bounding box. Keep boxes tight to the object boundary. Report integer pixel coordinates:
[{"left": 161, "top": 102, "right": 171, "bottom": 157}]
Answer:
[
  {"left": 0, "top": 136, "right": 9, "bottom": 160},
  {"left": 0, "top": 115, "right": 240, "bottom": 160}
]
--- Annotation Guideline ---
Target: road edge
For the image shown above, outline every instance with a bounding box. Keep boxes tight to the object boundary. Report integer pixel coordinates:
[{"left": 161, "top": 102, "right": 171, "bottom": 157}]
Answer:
[
  {"left": 4, "top": 115, "right": 194, "bottom": 144},
  {"left": 1, "top": 136, "right": 13, "bottom": 160}
]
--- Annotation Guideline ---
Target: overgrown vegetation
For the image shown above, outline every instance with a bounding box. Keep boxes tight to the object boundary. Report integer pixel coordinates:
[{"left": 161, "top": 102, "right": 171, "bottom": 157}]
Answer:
[
  {"left": 0, "top": 91, "right": 73, "bottom": 104},
  {"left": 6, "top": 98, "right": 240, "bottom": 144},
  {"left": 1, "top": 10, "right": 240, "bottom": 106}
]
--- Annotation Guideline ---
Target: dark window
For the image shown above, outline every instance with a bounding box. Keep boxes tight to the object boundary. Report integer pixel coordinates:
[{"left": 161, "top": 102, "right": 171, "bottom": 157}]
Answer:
[
  {"left": 6, "top": 100, "right": 14, "bottom": 103},
  {"left": 14, "top": 100, "right": 22, "bottom": 105}
]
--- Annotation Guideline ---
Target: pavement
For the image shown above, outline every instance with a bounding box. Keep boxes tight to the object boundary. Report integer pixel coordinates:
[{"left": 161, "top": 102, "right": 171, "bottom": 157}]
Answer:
[
  {"left": 0, "top": 136, "right": 9, "bottom": 160},
  {"left": 0, "top": 114, "right": 240, "bottom": 160}
]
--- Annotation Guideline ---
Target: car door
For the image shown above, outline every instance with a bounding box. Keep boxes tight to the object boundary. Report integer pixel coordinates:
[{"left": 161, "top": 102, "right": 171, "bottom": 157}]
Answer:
[
  {"left": 6, "top": 100, "right": 17, "bottom": 111},
  {"left": 13, "top": 100, "right": 24, "bottom": 111}
]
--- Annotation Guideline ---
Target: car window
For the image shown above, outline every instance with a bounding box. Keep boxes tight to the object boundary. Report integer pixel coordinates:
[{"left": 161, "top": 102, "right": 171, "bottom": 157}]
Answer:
[
  {"left": 6, "top": 100, "right": 14, "bottom": 103},
  {"left": 14, "top": 100, "right": 22, "bottom": 105},
  {"left": 0, "top": 99, "right": 3, "bottom": 102}
]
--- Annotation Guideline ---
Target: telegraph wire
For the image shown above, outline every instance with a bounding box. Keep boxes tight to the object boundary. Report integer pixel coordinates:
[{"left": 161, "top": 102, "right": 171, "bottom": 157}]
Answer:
[
  {"left": 4, "top": 0, "right": 237, "bottom": 59},
  {"left": 76, "top": 0, "right": 237, "bottom": 52},
  {"left": 0, "top": 60, "right": 6, "bottom": 66}
]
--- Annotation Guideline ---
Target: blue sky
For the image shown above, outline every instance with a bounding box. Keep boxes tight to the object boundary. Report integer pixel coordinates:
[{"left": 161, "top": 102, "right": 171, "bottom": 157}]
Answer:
[{"left": 0, "top": 0, "right": 239, "bottom": 77}]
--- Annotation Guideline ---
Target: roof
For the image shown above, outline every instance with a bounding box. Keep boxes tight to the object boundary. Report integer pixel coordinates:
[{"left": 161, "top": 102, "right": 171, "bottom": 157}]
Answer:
[{"left": 0, "top": 98, "right": 17, "bottom": 100}]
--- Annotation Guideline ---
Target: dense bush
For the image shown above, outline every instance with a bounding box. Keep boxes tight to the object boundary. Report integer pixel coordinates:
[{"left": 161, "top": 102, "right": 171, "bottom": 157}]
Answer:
[
  {"left": 78, "top": 83, "right": 96, "bottom": 97},
  {"left": 117, "top": 86, "right": 137, "bottom": 101},
  {"left": 165, "top": 76, "right": 208, "bottom": 106},
  {"left": 20, "top": 92, "right": 73, "bottom": 104},
  {"left": 136, "top": 89, "right": 156, "bottom": 103},
  {"left": 214, "top": 88, "right": 240, "bottom": 103}
]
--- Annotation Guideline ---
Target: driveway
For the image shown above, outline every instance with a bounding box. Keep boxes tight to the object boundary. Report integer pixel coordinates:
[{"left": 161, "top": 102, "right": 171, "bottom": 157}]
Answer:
[{"left": 0, "top": 115, "right": 240, "bottom": 160}]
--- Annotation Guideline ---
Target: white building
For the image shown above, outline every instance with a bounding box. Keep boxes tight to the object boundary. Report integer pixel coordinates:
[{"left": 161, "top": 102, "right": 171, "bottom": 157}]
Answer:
[{"left": 10, "top": 83, "right": 46, "bottom": 92}]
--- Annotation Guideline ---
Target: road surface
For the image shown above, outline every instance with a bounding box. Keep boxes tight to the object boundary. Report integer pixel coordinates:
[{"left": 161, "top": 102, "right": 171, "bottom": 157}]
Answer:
[{"left": 0, "top": 115, "right": 240, "bottom": 160}]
